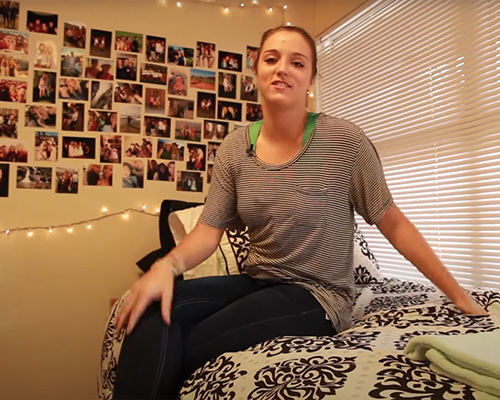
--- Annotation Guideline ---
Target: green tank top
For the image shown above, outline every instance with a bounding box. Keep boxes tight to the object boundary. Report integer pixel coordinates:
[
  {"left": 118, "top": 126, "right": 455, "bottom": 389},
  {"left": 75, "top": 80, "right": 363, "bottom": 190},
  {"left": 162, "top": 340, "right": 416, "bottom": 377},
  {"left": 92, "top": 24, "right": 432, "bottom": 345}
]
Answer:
[{"left": 248, "top": 112, "right": 320, "bottom": 152}]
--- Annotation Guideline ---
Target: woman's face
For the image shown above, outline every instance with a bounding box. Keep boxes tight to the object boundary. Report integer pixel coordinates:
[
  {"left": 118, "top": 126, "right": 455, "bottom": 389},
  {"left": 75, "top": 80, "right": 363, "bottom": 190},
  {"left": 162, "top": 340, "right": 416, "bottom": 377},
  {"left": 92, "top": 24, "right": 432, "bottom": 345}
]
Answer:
[
  {"left": 168, "top": 162, "right": 175, "bottom": 175},
  {"left": 256, "top": 30, "right": 314, "bottom": 108},
  {"left": 103, "top": 165, "right": 112, "bottom": 177},
  {"left": 123, "top": 165, "right": 131, "bottom": 178}
]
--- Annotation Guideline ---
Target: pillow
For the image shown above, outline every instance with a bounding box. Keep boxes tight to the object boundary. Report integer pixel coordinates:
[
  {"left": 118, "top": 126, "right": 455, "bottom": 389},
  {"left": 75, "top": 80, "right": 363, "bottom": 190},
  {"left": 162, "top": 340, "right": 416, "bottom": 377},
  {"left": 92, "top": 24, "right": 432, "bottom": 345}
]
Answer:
[
  {"left": 353, "top": 222, "right": 383, "bottom": 284},
  {"left": 168, "top": 205, "right": 229, "bottom": 279}
]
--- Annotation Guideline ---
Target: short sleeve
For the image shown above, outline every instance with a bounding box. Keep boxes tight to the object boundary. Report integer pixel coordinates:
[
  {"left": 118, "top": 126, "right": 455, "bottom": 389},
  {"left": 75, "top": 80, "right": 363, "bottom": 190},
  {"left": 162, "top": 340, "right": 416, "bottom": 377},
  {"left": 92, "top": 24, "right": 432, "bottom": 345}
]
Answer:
[
  {"left": 350, "top": 132, "right": 393, "bottom": 225},
  {"left": 198, "top": 131, "right": 245, "bottom": 230}
]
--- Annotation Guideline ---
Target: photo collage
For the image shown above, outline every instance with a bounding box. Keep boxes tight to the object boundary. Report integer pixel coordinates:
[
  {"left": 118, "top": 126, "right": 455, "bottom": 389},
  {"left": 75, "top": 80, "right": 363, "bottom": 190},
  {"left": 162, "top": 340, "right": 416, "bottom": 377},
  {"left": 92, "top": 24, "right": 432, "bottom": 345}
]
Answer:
[{"left": 0, "top": 2, "right": 262, "bottom": 197}]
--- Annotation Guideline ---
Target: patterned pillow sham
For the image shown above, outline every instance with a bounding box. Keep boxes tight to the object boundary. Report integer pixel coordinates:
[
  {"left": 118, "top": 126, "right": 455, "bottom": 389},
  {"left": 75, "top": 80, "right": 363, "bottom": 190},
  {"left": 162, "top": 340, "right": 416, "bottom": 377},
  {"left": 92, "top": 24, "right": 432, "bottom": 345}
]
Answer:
[{"left": 353, "top": 222, "right": 384, "bottom": 284}]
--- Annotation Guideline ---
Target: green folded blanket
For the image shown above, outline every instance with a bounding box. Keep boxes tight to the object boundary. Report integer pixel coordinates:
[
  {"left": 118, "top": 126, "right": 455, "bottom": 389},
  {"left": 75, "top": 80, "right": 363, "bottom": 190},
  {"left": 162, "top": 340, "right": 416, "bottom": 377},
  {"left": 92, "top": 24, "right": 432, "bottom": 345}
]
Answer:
[{"left": 405, "top": 330, "right": 500, "bottom": 399}]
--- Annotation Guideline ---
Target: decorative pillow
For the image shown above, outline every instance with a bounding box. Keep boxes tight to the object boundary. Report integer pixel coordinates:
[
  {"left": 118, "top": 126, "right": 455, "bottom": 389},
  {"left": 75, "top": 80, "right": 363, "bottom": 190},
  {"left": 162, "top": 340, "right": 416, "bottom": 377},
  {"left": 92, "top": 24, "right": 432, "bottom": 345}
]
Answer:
[
  {"left": 168, "top": 205, "right": 228, "bottom": 279},
  {"left": 353, "top": 222, "right": 384, "bottom": 284}
]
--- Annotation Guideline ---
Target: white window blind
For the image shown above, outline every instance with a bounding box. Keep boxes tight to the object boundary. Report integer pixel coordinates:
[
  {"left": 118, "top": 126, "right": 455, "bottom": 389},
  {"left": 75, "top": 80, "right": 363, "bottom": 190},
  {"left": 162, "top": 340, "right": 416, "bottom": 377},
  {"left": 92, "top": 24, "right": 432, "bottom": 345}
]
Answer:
[{"left": 317, "top": 0, "right": 500, "bottom": 289}]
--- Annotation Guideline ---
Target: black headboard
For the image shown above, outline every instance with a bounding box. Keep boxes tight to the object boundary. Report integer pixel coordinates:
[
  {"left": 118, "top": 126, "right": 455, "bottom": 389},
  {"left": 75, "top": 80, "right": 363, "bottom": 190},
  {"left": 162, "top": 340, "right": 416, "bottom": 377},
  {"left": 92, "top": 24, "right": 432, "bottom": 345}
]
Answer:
[{"left": 136, "top": 199, "right": 202, "bottom": 273}]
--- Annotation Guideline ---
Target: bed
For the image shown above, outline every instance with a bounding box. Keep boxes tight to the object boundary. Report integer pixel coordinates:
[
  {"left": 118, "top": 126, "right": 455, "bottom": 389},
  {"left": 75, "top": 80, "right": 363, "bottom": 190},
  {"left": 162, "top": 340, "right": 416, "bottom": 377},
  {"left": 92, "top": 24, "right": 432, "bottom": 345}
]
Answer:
[{"left": 98, "top": 200, "right": 500, "bottom": 400}]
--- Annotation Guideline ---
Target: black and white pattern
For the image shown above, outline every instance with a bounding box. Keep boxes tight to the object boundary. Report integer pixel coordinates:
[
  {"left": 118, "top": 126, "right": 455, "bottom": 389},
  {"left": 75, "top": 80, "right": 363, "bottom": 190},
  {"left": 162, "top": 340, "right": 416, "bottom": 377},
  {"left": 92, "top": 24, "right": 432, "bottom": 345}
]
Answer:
[
  {"left": 98, "top": 280, "right": 500, "bottom": 400},
  {"left": 225, "top": 227, "right": 250, "bottom": 273}
]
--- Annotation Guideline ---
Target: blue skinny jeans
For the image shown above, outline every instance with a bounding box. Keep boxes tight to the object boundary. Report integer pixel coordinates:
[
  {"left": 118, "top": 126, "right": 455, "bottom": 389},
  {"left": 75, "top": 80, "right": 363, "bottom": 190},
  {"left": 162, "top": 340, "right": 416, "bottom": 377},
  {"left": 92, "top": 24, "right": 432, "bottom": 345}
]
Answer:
[{"left": 113, "top": 274, "right": 336, "bottom": 400}]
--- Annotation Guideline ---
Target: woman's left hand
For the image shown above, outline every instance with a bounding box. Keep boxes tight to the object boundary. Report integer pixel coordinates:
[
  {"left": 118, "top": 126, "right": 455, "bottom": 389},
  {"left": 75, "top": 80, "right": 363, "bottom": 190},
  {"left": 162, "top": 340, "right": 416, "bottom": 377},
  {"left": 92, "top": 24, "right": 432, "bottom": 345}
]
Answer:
[{"left": 454, "top": 295, "right": 489, "bottom": 316}]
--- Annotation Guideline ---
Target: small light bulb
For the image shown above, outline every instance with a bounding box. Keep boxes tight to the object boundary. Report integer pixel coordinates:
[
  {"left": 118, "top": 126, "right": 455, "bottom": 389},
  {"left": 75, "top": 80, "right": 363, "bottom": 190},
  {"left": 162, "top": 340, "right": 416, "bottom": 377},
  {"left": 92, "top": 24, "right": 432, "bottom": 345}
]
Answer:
[
  {"left": 156, "top": 208, "right": 161, "bottom": 214},
  {"left": 286, "top": 21, "right": 291, "bottom": 26},
  {"left": 224, "top": 7, "right": 229, "bottom": 12},
  {"left": 48, "top": 227, "right": 53, "bottom": 234},
  {"left": 240, "top": 2, "right": 245, "bottom": 7},
  {"left": 252, "top": 0, "right": 258, "bottom": 4},
  {"left": 87, "top": 224, "right": 92, "bottom": 230},
  {"left": 268, "top": 7, "right": 273, "bottom": 12},
  {"left": 176, "top": 1, "right": 181, "bottom": 7},
  {"left": 102, "top": 207, "right": 108, "bottom": 213},
  {"left": 5, "top": 229, "right": 10, "bottom": 235},
  {"left": 309, "top": 92, "right": 314, "bottom": 98},
  {"left": 123, "top": 213, "right": 129, "bottom": 219},
  {"left": 142, "top": 205, "right": 147, "bottom": 210},
  {"left": 67, "top": 227, "right": 73, "bottom": 233},
  {"left": 28, "top": 230, "right": 33, "bottom": 237},
  {"left": 283, "top": 4, "right": 288, "bottom": 9}
]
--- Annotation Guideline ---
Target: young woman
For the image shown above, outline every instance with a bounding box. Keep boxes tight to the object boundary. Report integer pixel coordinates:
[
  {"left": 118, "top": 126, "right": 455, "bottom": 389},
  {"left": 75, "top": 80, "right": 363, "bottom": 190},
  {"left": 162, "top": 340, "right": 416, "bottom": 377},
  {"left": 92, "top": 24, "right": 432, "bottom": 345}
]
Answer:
[{"left": 113, "top": 26, "right": 486, "bottom": 400}]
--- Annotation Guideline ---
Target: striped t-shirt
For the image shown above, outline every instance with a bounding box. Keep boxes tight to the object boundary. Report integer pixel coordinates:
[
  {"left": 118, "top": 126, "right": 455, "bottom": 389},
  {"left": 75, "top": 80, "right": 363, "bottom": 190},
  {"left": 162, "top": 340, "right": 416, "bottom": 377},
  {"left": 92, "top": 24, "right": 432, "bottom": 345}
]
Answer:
[{"left": 199, "top": 113, "right": 393, "bottom": 332}]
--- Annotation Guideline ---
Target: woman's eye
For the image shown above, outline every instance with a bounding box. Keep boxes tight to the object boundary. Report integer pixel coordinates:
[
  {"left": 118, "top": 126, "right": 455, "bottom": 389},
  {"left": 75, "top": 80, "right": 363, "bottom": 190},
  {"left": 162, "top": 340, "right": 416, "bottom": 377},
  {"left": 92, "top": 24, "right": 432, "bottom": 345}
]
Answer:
[
  {"left": 293, "top": 61, "right": 305, "bottom": 67},
  {"left": 264, "top": 57, "right": 277, "bottom": 64}
]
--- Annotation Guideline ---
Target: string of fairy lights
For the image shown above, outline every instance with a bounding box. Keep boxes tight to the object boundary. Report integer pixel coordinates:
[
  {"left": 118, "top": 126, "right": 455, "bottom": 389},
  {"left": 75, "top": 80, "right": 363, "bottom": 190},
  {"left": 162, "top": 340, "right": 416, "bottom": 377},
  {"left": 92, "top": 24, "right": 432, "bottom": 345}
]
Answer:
[
  {"left": 0, "top": 206, "right": 160, "bottom": 237},
  {"left": 158, "top": 0, "right": 292, "bottom": 25}
]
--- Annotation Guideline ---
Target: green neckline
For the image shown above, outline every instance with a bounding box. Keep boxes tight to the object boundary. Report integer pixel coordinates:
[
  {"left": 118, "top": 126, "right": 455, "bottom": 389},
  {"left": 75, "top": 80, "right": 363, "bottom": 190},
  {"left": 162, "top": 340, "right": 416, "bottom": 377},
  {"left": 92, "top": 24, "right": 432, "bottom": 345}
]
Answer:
[{"left": 248, "top": 112, "right": 319, "bottom": 153}]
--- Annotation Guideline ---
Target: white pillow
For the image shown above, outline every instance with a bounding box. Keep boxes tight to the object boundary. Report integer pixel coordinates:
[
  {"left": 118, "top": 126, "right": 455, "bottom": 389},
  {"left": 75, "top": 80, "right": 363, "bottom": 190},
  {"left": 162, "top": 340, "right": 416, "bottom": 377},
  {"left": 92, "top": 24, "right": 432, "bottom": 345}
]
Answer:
[{"left": 168, "top": 205, "right": 228, "bottom": 279}]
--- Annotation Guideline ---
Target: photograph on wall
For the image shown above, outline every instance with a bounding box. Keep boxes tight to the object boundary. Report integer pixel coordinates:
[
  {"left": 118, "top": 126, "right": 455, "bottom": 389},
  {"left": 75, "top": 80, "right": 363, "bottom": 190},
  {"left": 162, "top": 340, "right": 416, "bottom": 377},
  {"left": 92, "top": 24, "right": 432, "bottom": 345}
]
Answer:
[
  {"left": 177, "top": 170, "right": 202, "bottom": 193},
  {"left": 0, "top": 107, "right": 18, "bottom": 138},
  {"left": 144, "top": 116, "right": 170, "bottom": 137},
  {"left": 167, "top": 97, "right": 193, "bottom": 119},
  {"left": 27, "top": 10, "right": 58, "bottom": 34},
  {"left": 140, "top": 63, "right": 167, "bottom": 86},
  {"left": 90, "top": 29, "right": 112, "bottom": 58},
  {"left": 55, "top": 166, "right": 78, "bottom": 193},
  {"left": 0, "top": 79, "right": 26, "bottom": 102},
  {"left": 246, "top": 45, "right": 258, "bottom": 70},
  {"left": 59, "top": 78, "right": 89, "bottom": 101},
  {"left": 17, "top": 166, "right": 52, "bottom": 190},
  {"left": 145, "top": 35, "right": 165, "bottom": 63},
  {"left": 0, "top": 53, "right": 29, "bottom": 78},
  {"left": 207, "top": 164, "right": 213, "bottom": 184},
  {"left": 157, "top": 138, "right": 184, "bottom": 161},
  {"left": 83, "top": 164, "right": 113, "bottom": 186},
  {"left": 25, "top": 105, "right": 56, "bottom": 128},
  {"left": 218, "top": 72, "right": 237, "bottom": 99},
  {"left": 119, "top": 104, "right": 141, "bottom": 134},
  {"left": 63, "top": 21, "right": 86, "bottom": 49},
  {"left": 147, "top": 160, "right": 175, "bottom": 182},
  {"left": 217, "top": 100, "right": 242, "bottom": 121},
  {"left": 62, "top": 102, "right": 85, "bottom": 131},
  {"left": 33, "top": 40, "right": 57, "bottom": 69},
  {"left": 0, "top": 2, "right": 19, "bottom": 30},
  {"left": 88, "top": 110, "right": 117, "bottom": 132},
  {"left": 218, "top": 50, "right": 242, "bottom": 72},
  {"left": 196, "top": 91, "right": 215, "bottom": 119},
  {"left": 241, "top": 75, "right": 258, "bottom": 102},
  {"left": 203, "top": 120, "right": 228, "bottom": 141},
  {"left": 116, "top": 53, "right": 137, "bottom": 81},
  {"left": 186, "top": 143, "right": 206, "bottom": 171},
  {"left": 115, "top": 31, "right": 142, "bottom": 53},
  {"left": 190, "top": 68, "right": 215, "bottom": 91},
  {"left": 145, "top": 87, "right": 166, "bottom": 115},
  {"left": 114, "top": 82, "right": 142, "bottom": 104},
  {"left": 167, "top": 45, "right": 193, "bottom": 67},
  {"left": 90, "top": 80, "right": 113, "bottom": 110},
  {"left": 0, "top": 163, "right": 9, "bottom": 197},
  {"left": 100, "top": 134, "right": 121, "bottom": 163},
  {"left": 122, "top": 160, "right": 144, "bottom": 188},
  {"left": 167, "top": 68, "right": 187, "bottom": 96},
  {"left": 60, "top": 48, "right": 84, "bottom": 78},
  {"left": 124, "top": 136, "right": 152, "bottom": 158},
  {"left": 207, "top": 141, "right": 220, "bottom": 162},
  {"left": 174, "top": 120, "right": 201, "bottom": 142},
  {"left": 246, "top": 103, "right": 263, "bottom": 122},
  {"left": 34, "top": 131, "right": 58, "bottom": 162},
  {"left": 196, "top": 41, "right": 215, "bottom": 69},
  {"left": 33, "top": 70, "right": 56, "bottom": 103},
  {"left": 62, "top": 136, "right": 95, "bottom": 159},
  {"left": 84, "top": 58, "right": 113, "bottom": 80},
  {"left": 0, "top": 138, "right": 27, "bottom": 161},
  {"left": 0, "top": 28, "right": 28, "bottom": 53}
]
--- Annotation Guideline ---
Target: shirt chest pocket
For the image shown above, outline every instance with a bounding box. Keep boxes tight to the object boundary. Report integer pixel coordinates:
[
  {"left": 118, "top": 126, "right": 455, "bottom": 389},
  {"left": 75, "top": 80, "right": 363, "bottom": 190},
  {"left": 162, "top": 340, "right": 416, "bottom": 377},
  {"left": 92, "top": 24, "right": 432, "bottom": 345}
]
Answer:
[{"left": 293, "top": 185, "right": 327, "bottom": 227}]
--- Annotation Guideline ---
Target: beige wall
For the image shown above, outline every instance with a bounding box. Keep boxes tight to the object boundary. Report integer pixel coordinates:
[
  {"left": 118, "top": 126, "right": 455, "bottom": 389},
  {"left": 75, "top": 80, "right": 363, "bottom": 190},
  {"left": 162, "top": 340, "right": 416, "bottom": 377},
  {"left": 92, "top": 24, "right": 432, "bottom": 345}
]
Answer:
[{"left": 0, "top": 1, "right": 364, "bottom": 399}]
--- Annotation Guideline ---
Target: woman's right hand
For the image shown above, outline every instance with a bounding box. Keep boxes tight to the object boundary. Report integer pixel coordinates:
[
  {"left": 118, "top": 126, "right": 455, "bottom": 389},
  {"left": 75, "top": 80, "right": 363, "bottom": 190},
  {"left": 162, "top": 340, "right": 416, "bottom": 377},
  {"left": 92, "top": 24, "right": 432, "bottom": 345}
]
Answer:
[{"left": 115, "top": 259, "right": 176, "bottom": 335}]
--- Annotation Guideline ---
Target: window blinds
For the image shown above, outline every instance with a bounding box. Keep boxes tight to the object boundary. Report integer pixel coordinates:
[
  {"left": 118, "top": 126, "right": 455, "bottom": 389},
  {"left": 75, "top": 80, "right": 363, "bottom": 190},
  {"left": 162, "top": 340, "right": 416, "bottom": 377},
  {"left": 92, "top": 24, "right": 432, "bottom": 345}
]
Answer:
[{"left": 317, "top": 0, "right": 500, "bottom": 289}]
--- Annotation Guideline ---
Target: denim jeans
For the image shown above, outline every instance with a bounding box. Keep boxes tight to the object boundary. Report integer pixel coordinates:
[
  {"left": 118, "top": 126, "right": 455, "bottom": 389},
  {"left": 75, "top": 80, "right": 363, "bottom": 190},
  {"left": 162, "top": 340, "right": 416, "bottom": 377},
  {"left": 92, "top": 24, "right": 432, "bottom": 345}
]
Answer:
[{"left": 113, "top": 274, "right": 336, "bottom": 400}]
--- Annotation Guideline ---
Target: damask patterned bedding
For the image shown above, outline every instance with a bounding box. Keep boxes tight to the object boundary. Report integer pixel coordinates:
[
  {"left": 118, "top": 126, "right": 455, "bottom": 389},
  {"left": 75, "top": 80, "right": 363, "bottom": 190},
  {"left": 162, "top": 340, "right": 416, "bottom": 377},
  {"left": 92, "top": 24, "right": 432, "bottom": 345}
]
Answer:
[
  {"left": 178, "top": 279, "right": 500, "bottom": 400},
  {"left": 99, "top": 278, "right": 500, "bottom": 400}
]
